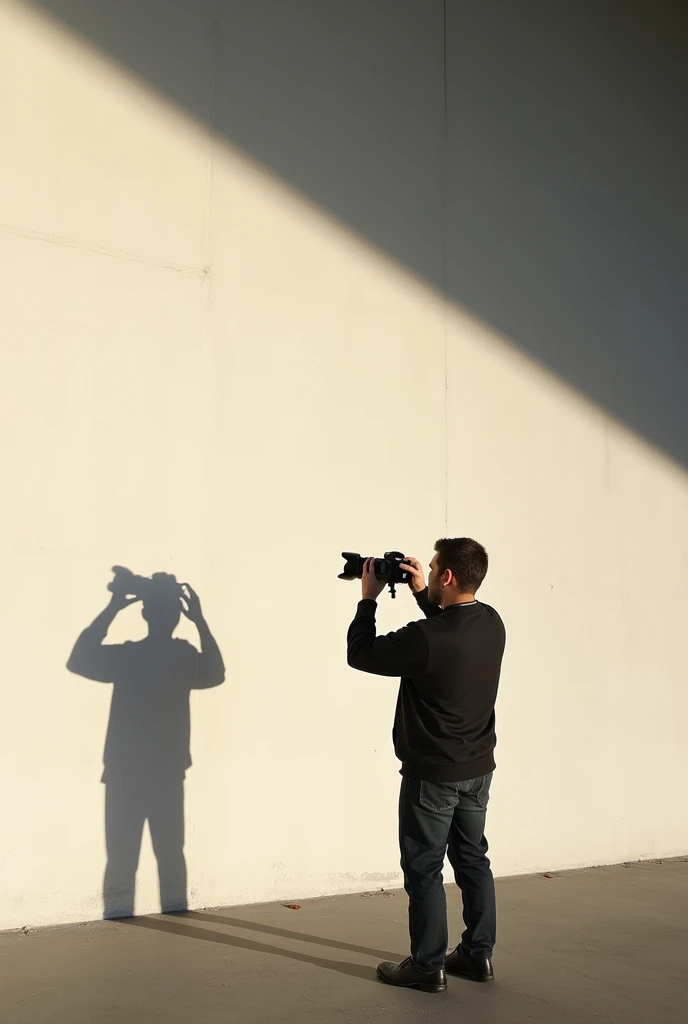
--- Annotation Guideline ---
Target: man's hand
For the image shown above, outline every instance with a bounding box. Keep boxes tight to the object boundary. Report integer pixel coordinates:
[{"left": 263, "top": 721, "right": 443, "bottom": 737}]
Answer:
[
  {"left": 361, "top": 557, "right": 386, "bottom": 602},
  {"left": 108, "top": 592, "right": 140, "bottom": 613},
  {"left": 400, "top": 557, "right": 426, "bottom": 594},
  {"left": 181, "top": 584, "right": 204, "bottom": 625}
]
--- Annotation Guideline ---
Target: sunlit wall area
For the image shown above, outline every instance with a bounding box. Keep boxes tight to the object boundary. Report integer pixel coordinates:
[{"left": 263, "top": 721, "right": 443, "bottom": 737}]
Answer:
[
  {"left": 0, "top": 1, "right": 685, "bottom": 930},
  {"left": 0, "top": 1, "right": 446, "bottom": 930}
]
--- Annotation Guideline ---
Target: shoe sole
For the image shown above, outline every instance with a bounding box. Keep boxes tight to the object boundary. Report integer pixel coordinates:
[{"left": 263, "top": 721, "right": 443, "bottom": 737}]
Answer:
[{"left": 376, "top": 970, "right": 446, "bottom": 993}]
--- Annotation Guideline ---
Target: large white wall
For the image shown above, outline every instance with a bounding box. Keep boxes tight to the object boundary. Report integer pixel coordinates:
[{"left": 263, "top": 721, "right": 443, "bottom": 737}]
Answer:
[{"left": 1, "top": 0, "right": 686, "bottom": 930}]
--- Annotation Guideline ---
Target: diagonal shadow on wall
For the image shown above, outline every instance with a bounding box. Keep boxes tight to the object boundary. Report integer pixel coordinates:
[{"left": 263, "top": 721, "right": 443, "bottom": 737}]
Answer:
[{"left": 26, "top": 0, "right": 688, "bottom": 466}]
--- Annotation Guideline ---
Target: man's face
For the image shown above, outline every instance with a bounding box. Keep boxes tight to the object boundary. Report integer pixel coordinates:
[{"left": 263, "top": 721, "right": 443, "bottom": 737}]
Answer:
[
  {"left": 142, "top": 599, "right": 181, "bottom": 636},
  {"left": 427, "top": 553, "right": 443, "bottom": 605}
]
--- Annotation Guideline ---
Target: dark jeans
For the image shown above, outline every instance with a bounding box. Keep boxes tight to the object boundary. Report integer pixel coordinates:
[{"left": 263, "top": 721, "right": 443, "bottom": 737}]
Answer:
[{"left": 399, "top": 774, "right": 496, "bottom": 971}]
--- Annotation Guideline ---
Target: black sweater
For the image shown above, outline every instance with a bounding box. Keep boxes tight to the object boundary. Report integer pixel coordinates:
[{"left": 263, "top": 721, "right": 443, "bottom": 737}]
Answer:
[{"left": 347, "top": 589, "right": 506, "bottom": 782}]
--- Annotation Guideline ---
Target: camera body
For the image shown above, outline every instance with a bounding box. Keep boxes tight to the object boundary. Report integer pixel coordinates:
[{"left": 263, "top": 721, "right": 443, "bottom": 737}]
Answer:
[{"left": 338, "top": 551, "right": 410, "bottom": 598}]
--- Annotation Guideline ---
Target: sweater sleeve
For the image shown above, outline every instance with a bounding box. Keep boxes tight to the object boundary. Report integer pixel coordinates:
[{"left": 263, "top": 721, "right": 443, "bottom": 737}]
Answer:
[
  {"left": 413, "top": 588, "right": 443, "bottom": 619},
  {"left": 347, "top": 600, "right": 428, "bottom": 677},
  {"left": 67, "top": 630, "right": 129, "bottom": 683}
]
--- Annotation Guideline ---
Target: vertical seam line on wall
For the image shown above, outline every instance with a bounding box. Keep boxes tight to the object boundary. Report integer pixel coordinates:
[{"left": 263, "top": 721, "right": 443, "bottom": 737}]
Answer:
[
  {"left": 443, "top": 0, "right": 449, "bottom": 533},
  {"left": 202, "top": 2, "right": 220, "bottom": 331}
]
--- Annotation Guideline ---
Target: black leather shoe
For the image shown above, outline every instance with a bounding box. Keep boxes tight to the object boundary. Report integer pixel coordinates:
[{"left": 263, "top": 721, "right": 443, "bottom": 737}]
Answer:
[
  {"left": 445, "top": 945, "right": 494, "bottom": 982},
  {"left": 376, "top": 957, "right": 447, "bottom": 993}
]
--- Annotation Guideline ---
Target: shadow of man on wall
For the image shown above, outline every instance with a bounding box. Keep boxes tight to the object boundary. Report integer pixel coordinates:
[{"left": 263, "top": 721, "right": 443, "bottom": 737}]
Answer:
[{"left": 67, "top": 567, "right": 225, "bottom": 919}]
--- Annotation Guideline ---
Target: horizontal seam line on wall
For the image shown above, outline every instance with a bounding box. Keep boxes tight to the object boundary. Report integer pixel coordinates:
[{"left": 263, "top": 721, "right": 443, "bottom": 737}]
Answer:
[{"left": 0, "top": 221, "right": 208, "bottom": 277}]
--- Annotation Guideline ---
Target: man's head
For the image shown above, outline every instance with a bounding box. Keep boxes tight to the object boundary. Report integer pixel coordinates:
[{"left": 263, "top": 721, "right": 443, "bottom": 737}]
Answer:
[
  {"left": 427, "top": 538, "right": 489, "bottom": 607},
  {"left": 141, "top": 573, "right": 182, "bottom": 636}
]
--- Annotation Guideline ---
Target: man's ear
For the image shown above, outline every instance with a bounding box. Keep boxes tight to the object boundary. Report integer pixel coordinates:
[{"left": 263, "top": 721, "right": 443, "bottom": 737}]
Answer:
[{"left": 442, "top": 569, "right": 453, "bottom": 588}]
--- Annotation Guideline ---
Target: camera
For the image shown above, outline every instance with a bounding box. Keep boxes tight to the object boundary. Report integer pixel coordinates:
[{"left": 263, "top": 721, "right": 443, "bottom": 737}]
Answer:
[
  {"left": 338, "top": 551, "right": 410, "bottom": 599},
  {"left": 108, "top": 566, "right": 183, "bottom": 603}
]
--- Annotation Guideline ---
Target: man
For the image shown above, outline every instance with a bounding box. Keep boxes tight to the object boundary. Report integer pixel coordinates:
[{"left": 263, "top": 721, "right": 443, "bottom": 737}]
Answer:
[
  {"left": 67, "top": 571, "right": 225, "bottom": 918},
  {"left": 347, "top": 538, "right": 505, "bottom": 994}
]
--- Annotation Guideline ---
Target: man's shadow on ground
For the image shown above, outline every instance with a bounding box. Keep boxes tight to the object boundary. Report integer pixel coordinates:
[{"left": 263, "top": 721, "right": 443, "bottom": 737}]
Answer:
[
  {"left": 126, "top": 914, "right": 387, "bottom": 984},
  {"left": 67, "top": 568, "right": 225, "bottom": 919}
]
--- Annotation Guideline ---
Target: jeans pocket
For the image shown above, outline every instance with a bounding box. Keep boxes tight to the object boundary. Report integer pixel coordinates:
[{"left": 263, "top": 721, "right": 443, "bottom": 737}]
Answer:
[
  {"left": 419, "top": 780, "right": 461, "bottom": 813},
  {"left": 457, "top": 773, "right": 493, "bottom": 810}
]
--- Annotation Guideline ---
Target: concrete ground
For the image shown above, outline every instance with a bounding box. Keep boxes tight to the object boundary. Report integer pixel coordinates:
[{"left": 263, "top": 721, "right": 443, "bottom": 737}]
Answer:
[{"left": 2, "top": 860, "right": 686, "bottom": 1024}]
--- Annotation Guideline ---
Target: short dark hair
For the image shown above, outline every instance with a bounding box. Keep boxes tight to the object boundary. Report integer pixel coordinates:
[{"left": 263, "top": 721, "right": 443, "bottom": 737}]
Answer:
[{"left": 434, "top": 537, "right": 488, "bottom": 593}]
